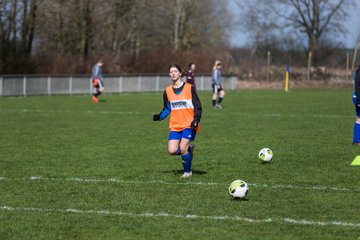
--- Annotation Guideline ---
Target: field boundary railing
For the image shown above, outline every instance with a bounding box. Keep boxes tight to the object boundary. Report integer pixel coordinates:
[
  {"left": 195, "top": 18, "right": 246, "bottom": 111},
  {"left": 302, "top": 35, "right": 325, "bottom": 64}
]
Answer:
[{"left": 0, "top": 74, "right": 237, "bottom": 96}]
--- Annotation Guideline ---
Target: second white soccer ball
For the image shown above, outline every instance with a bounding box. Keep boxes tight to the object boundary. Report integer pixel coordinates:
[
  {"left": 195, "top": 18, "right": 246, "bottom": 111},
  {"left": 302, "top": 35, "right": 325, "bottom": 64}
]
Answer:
[
  {"left": 229, "top": 180, "right": 249, "bottom": 198},
  {"left": 258, "top": 148, "right": 273, "bottom": 162}
]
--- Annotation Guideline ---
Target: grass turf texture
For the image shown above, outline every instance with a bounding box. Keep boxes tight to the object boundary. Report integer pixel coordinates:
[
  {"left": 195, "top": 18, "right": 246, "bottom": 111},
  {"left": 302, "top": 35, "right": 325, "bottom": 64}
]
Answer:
[{"left": 1, "top": 89, "right": 360, "bottom": 239}]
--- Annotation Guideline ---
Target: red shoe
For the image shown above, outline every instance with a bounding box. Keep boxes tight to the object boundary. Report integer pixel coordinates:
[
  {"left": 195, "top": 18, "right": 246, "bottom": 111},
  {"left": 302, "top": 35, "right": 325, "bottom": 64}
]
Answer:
[{"left": 92, "top": 96, "right": 99, "bottom": 103}]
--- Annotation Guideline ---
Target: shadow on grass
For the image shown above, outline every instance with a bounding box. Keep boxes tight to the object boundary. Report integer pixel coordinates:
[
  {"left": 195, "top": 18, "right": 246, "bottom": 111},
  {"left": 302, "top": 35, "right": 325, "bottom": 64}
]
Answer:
[
  {"left": 230, "top": 197, "right": 249, "bottom": 201},
  {"left": 260, "top": 161, "right": 272, "bottom": 164},
  {"left": 161, "top": 169, "right": 207, "bottom": 175}
]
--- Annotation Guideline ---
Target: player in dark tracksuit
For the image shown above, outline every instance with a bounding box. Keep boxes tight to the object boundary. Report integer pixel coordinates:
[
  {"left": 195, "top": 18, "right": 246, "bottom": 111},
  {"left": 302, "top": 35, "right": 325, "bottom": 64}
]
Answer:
[{"left": 186, "top": 63, "right": 196, "bottom": 91}]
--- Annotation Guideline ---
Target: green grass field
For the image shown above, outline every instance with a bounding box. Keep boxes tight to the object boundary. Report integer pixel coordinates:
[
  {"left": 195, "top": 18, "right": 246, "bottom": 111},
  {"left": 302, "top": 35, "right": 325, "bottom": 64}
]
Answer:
[{"left": 1, "top": 89, "right": 360, "bottom": 240}]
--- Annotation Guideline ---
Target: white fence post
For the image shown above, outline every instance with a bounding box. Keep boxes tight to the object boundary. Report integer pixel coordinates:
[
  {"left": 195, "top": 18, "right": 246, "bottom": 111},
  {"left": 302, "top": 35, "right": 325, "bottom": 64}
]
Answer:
[
  {"left": 156, "top": 75, "right": 159, "bottom": 92},
  {"left": 69, "top": 76, "right": 73, "bottom": 95},
  {"left": 138, "top": 75, "right": 141, "bottom": 92},
  {"left": 119, "top": 76, "right": 123, "bottom": 93},
  {"left": 23, "top": 76, "right": 27, "bottom": 96},
  {"left": 200, "top": 76, "right": 204, "bottom": 91},
  {"left": 47, "top": 76, "right": 51, "bottom": 96},
  {"left": 232, "top": 76, "right": 237, "bottom": 90}
]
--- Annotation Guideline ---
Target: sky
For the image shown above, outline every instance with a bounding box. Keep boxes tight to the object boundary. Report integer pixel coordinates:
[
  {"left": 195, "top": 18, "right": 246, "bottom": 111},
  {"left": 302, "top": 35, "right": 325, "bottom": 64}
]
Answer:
[{"left": 227, "top": 0, "right": 360, "bottom": 48}]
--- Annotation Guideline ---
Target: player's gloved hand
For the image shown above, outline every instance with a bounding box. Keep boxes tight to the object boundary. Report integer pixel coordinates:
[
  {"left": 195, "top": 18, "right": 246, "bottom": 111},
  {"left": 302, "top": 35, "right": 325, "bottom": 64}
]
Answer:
[
  {"left": 153, "top": 114, "right": 160, "bottom": 121},
  {"left": 190, "top": 120, "right": 199, "bottom": 130}
]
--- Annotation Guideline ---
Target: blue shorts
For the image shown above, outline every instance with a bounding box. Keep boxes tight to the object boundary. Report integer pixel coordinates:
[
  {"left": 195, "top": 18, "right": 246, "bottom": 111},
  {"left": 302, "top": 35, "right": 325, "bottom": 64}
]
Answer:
[
  {"left": 168, "top": 128, "right": 196, "bottom": 141},
  {"left": 353, "top": 95, "right": 360, "bottom": 116}
]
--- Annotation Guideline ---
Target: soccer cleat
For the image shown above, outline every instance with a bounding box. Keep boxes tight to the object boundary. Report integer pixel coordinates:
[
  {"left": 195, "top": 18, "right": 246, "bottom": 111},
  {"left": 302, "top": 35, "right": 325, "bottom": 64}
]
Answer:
[
  {"left": 189, "top": 144, "right": 195, "bottom": 158},
  {"left": 180, "top": 171, "right": 192, "bottom": 178},
  {"left": 216, "top": 104, "right": 222, "bottom": 109}
]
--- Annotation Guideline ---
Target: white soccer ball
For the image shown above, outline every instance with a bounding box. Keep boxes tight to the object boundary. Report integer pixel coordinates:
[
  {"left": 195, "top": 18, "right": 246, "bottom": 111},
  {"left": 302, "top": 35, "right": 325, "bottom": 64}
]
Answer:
[
  {"left": 229, "top": 180, "right": 249, "bottom": 198},
  {"left": 258, "top": 148, "right": 273, "bottom": 162}
]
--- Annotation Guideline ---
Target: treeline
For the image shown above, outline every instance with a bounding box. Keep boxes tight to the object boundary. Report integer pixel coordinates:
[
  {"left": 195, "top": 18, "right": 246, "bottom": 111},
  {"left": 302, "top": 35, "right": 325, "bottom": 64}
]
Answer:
[
  {"left": 0, "top": 0, "right": 358, "bottom": 75},
  {"left": 0, "top": 0, "right": 231, "bottom": 74}
]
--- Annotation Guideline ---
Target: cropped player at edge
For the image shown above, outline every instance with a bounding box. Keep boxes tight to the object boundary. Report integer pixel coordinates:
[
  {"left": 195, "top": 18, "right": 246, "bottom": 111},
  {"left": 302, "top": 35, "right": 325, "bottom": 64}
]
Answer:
[
  {"left": 352, "top": 65, "right": 360, "bottom": 145},
  {"left": 153, "top": 64, "right": 202, "bottom": 178}
]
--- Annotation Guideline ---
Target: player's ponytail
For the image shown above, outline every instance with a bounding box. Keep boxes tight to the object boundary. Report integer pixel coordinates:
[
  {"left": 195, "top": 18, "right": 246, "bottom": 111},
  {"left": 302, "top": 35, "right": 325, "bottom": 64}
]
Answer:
[{"left": 213, "top": 60, "right": 222, "bottom": 70}]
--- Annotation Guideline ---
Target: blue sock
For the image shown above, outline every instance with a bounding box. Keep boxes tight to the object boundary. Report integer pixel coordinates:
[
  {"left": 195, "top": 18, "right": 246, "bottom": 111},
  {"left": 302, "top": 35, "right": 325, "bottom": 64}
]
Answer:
[
  {"left": 176, "top": 147, "right": 181, "bottom": 155},
  {"left": 354, "top": 123, "right": 360, "bottom": 143},
  {"left": 181, "top": 153, "right": 192, "bottom": 173}
]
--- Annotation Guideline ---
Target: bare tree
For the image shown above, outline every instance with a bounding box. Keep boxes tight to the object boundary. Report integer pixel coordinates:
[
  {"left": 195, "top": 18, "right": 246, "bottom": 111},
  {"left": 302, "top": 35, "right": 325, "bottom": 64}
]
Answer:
[
  {"left": 238, "top": 0, "right": 352, "bottom": 64},
  {"left": 352, "top": 29, "right": 360, "bottom": 71},
  {"left": 1, "top": 0, "right": 233, "bottom": 73},
  {"left": 173, "top": 0, "right": 190, "bottom": 50},
  {"left": 106, "top": 0, "right": 136, "bottom": 58},
  {"left": 278, "top": 0, "right": 349, "bottom": 63},
  {"left": 0, "top": 0, "right": 19, "bottom": 54},
  {"left": 0, "top": 0, "right": 41, "bottom": 72},
  {"left": 20, "top": 0, "right": 39, "bottom": 54},
  {"left": 0, "top": 0, "right": 39, "bottom": 54}
]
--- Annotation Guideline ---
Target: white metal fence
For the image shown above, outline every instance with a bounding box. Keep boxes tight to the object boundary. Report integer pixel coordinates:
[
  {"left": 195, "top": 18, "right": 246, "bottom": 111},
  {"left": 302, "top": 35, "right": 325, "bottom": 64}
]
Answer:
[{"left": 0, "top": 74, "right": 237, "bottom": 96}]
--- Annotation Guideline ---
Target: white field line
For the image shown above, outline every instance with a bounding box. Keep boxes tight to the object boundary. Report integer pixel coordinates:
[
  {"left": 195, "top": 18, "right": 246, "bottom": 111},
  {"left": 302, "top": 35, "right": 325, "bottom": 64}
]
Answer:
[
  {"left": 0, "top": 176, "right": 355, "bottom": 192},
  {"left": 0, "top": 109, "right": 144, "bottom": 115},
  {"left": 0, "top": 205, "right": 359, "bottom": 228},
  {"left": 0, "top": 108, "right": 352, "bottom": 118}
]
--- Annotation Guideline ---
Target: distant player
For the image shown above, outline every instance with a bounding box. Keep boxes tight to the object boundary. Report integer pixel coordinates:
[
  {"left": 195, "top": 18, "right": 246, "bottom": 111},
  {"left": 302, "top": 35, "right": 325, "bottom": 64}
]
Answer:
[
  {"left": 153, "top": 64, "right": 202, "bottom": 178},
  {"left": 353, "top": 65, "right": 360, "bottom": 145},
  {"left": 212, "top": 60, "right": 225, "bottom": 109},
  {"left": 186, "top": 63, "right": 196, "bottom": 90},
  {"left": 91, "top": 59, "right": 105, "bottom": 103}
]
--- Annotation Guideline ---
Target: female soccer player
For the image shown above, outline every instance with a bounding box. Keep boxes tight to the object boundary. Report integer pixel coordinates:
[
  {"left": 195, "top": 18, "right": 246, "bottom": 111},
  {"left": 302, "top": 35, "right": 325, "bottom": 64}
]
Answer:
[
  {"left": 186, "top": 63, "right": 196, "bottom": 90},
  {"left": 212, "top": 60, "right": 225, "bottom": 109},
  {"left": 153, "top": 64, "right": 202, "bottom": 178},
  {"left": 91, "top": 59, "right": 105, "bottom": 103},
  {"left": 353, "top": 65, "right": 360, "bottom": 145}
]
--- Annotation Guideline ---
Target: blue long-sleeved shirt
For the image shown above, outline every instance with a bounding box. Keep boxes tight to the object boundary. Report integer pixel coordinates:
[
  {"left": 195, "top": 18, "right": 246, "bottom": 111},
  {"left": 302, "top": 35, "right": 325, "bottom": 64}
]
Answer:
[
  {"left": 212, "top": 69, "right": 222, "bottom": 85},
  {"left": 92, "top": 64, "right": 103, "bottom": 81}
]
